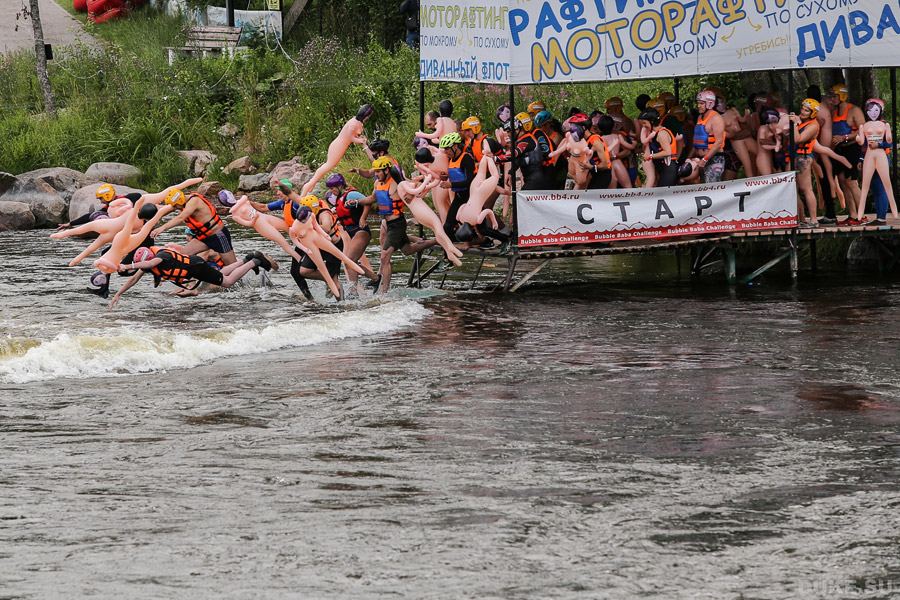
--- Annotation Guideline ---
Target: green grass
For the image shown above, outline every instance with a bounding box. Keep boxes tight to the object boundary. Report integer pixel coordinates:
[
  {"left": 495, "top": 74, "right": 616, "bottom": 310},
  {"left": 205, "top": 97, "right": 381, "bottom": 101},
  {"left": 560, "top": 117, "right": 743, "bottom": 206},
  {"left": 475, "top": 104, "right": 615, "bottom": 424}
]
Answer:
[{"left": 7, "top": 5, "right": 894, "bottom": 193}]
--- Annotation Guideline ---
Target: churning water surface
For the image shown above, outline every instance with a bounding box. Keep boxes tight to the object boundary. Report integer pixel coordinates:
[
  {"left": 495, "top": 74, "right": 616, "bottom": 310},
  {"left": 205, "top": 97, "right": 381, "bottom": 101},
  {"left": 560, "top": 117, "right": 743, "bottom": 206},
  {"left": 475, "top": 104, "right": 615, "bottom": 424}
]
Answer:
[{"left": 2, "top": 230, "right": 900, "bottom": 599}]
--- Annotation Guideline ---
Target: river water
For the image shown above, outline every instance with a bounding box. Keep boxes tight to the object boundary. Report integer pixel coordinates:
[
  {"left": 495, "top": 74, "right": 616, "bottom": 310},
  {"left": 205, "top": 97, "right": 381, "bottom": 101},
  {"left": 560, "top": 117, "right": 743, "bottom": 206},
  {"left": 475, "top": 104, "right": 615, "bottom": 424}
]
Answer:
[{"left": 2, "top": 229, "right": 900, "bottom": 599}]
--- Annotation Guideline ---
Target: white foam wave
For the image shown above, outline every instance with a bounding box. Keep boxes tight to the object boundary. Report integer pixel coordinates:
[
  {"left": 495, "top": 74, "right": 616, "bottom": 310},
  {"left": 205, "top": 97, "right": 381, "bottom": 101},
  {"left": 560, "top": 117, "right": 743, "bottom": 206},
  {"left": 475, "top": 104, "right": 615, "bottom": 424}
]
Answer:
[{"left": 0, "top": 300, "right": 430, "bottom": 384}]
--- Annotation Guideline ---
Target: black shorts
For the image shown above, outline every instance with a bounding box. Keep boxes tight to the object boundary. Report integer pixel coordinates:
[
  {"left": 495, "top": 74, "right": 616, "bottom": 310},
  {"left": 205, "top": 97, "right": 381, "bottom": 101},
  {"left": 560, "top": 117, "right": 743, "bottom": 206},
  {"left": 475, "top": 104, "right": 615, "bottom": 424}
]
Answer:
[
  {"left": 177, "top": 255, "right": 223, "bottom": 286},
  {"left": 300, "top": 238, "right": 343, "bottom": 277},
  {"left": 198, "top": 227, "right": 234, "bottom": 255},
  {"left": 833, "top": 143, "right": 860, "bottom": 178},
  {"left": 384, "top": 217, "right": 410, "bottom": 251},
  {"left": 345, "top": 224, "right": 371, "bottom": 239},
  {"left": 588, "top": 168, "right": 612, "bottom": 189},
  {"left": 654, "top": 160, "right": 679, "bottom": 187}
]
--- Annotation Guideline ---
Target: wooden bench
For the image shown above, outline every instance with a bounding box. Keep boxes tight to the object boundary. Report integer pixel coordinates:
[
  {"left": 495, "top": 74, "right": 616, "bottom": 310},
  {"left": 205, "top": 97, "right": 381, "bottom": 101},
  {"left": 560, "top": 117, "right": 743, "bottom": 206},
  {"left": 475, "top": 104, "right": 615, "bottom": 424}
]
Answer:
[{"left": 166, "top": 26, "right": 243, "bottom": 65}]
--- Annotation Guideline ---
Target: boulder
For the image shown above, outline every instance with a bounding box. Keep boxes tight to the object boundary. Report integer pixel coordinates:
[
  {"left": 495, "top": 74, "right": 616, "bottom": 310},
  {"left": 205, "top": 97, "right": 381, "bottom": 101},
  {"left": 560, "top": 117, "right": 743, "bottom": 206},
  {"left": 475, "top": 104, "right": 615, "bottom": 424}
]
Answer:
[
  {"left": 268, "top": 156, "right": 313, "bottom": 191},
  {"left": 177, "top": 150, "right": 217, "bottom": 177},
  {"left": 223, "top": 155, "right": 255, "bottom": 175},
  {"left": 218, "top": 122, "right": 239, "bottom": 138},
  {"left": 16, "top": 167, "right": 87, "bottom": 203},
  {"left": 0, "top": 172, "right": 19, "bottom": 197},
  {"left": 1, "top": 179, "right": 68, "bottom": 227},
  {"left": 84, "top": 162, "right": 142, "bottom": 185},
  {"left": 197, "top": 180, "right": 224, "bottom": 198},
  {"left": 238, "top": 172, "right": 271, "bottom": 192},
  {"left": 68, "top": 182, "right": 147, "bottom": 221},
  {"left": 0, "top": 201, "right": 36, "bottom": 232}
]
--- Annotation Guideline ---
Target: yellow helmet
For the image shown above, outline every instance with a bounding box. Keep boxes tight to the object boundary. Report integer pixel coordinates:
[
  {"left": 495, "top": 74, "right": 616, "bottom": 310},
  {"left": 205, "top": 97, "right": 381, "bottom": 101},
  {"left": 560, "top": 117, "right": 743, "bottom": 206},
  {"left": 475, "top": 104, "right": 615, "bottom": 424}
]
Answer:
[
  {"left": 163, "top": 188, "right": 186, "bottom": 207},
  {"left": 460, "top": 116, "right": 482, "bottom": 134},
  {"left": 95, "top": 183, "right": 116, "bottom": 203},
  {"left": 830, "top": 83, "right": 849, "bottom": 102},
  {"left": 299, "top": 194, "right": 321, "bottom": 214},
  {"left": 802, "top": 98, "right": 820, "bottom": 118},
  {"left": 514, "top": 112, "right": 534, "bottom": 132},
  {"left": 372, "top": 156, "right": 393, "bottom": 170},
  {"left": 526, "top": 101, "right": 545, "bottom": 116}
]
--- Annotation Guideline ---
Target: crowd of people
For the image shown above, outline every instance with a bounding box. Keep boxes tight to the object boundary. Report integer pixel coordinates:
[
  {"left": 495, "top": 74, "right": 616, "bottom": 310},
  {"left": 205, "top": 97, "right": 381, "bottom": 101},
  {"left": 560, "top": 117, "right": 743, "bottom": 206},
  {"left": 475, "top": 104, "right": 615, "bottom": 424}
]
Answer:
[{"left": 51, "top": 83, "right": 896, "bottom": 304}]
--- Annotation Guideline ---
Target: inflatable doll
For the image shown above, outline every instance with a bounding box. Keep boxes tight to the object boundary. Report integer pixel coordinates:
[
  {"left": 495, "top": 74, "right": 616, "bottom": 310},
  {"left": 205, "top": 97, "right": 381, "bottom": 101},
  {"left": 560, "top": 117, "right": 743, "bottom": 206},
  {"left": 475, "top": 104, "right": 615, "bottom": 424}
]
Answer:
[
  {"left": 455, "top": 150, "right": 507, "bottom": 239},
  {"left": 412, "top": 144, "right": 452, "bottom": 222},
  {"left": 93, "top": 199, "right": 174, "bottom": 273},
  {"left": 548, "top": 124, "right": 594, "bottom": 189},
  {"left": 300, "top": 105, "right": 373, "bottom": 197},
  {"left": 395, "top": 174, "right": 463, "bottom": 266},
  {"left": 288, "top": 206, "right": 365, "bottom": 299},
  {"left": 855, "top": 98, "right": 898, "bottom": 220},
  {"left": 228, "top": 195, "right": 305, "bottom": 262},
  {"left": 415, "top": 99, "right": 457, "bottom": 143}
]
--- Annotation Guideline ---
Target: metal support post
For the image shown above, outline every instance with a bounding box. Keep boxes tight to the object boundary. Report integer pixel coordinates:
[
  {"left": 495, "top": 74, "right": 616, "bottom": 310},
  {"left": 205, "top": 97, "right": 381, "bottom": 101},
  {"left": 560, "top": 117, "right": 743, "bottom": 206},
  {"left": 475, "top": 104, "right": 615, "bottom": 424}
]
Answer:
[{"left": 723, "top": 246, "right": 736, "bottom": 285}]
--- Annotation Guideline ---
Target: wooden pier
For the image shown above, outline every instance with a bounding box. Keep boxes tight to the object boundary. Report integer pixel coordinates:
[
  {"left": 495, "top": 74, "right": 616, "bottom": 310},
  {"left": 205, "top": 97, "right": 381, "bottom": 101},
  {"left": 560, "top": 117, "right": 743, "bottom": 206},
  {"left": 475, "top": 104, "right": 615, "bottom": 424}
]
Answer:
[{"left": 407, "top": 221, "right": 900, "bottom": 292}]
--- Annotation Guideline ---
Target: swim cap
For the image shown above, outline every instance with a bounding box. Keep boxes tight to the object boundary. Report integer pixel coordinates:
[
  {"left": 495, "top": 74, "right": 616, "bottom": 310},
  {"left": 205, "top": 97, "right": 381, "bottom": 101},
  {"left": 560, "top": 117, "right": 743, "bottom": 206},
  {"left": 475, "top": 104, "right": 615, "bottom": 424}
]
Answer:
[
  {"left": 639, "top": 108, "right": 660, "bottom": 126},
  {"left": 279, "top": 178, "right": 294, "bottom": 190},
  {"left": 325, "top": 173, "right": 346, "bottom": 188},
  {"left": 438, "top": 132, "right": 463, "bottom": 148},
  {"left": 133, "top": 247, "right": 155, "bottom": 263},
  {"left": 372, "top": 156, "right": 394, "bottom": 170},
  {"left": 533, "top": 110, "right": 552, "bottom": 126},
  {"left": 514, "top": 112, "right": 533, "bottom": 132},
  {"left": 801, "top": 98, "right": 820, "bottom": 118},
  {"left": 95, "top": 184, "right": 116, "bottom": 203},
  {"left": 163, "top": 188, "right": 186, "bottom": 207},
  {"left": 217, "top": 189, "right": 237, "bottom": 207},
  {"left": 137, "top": 204, "right": 158, "bottom": 221},
  {"left": 461, "top": 116, "right": 482, "bottom": 134}
]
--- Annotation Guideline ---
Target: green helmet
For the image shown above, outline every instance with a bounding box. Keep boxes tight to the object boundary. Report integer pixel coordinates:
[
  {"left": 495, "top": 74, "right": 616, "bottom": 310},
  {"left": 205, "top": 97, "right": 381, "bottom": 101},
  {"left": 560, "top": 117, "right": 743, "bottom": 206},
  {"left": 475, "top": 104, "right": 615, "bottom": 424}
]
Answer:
[{"left": 438, "top": 132, "right": 463, "bottom": 148}]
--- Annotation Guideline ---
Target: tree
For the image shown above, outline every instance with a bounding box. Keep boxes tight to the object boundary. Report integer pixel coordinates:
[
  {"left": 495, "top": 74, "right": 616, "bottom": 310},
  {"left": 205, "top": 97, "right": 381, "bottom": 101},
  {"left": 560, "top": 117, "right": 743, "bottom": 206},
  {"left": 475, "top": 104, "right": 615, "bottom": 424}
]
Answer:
[{"left": 20, "top": 0, "right": 56, "bottom": 115}]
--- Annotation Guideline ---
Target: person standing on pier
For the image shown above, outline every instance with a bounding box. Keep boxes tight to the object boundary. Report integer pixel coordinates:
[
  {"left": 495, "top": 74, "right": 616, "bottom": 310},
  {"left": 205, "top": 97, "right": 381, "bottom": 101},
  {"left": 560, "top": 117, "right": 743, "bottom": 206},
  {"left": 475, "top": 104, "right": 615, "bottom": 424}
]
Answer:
[{"left": 692, "top": 90, "right": 727, "bottom": 183}]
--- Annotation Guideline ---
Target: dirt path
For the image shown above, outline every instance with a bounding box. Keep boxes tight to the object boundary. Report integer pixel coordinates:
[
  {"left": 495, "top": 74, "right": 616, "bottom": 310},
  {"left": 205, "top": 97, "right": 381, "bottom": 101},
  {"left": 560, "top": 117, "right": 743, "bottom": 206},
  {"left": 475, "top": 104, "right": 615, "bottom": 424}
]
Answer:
[{"left": 0, "top": 0, "right": 98, "bottom": 55}]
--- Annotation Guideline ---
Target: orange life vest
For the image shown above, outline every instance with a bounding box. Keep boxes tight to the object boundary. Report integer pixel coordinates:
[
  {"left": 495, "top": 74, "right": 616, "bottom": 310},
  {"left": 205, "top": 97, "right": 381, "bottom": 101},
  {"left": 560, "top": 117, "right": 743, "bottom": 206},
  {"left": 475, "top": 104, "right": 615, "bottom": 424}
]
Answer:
[
  {"left": 149, "top": 248, "right": 197, "bottom": 289},
  {"left": 587, "top": 134, "right": 611, "bottom": 169},
  {"left": 375, "top": 177, "right": 403, "bottom": 217},
  {"left": 796, "top": 120, "right": 816, "bottom": 155},
  {"left": 184, "top": 194, "right": 223, "bottom": 239}
]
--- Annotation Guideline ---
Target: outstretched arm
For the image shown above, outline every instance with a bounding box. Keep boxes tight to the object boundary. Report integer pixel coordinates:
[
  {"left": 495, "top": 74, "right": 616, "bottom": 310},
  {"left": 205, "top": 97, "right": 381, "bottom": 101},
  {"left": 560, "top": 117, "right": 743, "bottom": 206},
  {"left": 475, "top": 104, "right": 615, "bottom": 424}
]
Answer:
[
  {"left": 108, "top": 268, "right": 149, "bottom": 309},
  {"left": 142, "top": 178, "right": 203, "bottom": 205}
]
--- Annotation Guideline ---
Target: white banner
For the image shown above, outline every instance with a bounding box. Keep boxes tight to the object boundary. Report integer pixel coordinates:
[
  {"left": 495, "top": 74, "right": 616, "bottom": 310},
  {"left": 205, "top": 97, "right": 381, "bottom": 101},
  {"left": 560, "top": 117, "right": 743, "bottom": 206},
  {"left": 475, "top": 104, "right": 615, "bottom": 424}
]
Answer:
[
  {"left": 516, "top": 174, "right": 798, "bottom": 247},
  {"left": 420, "top": 0, "right": 900, "bottom": 84}
]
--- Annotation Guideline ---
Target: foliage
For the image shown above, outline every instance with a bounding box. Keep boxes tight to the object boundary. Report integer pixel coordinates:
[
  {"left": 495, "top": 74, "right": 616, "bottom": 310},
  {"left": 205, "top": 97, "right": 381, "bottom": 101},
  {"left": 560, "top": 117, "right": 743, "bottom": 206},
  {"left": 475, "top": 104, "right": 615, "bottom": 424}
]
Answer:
[{"left": 1, "top": 5, "right": 895, "bottom": 192}]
